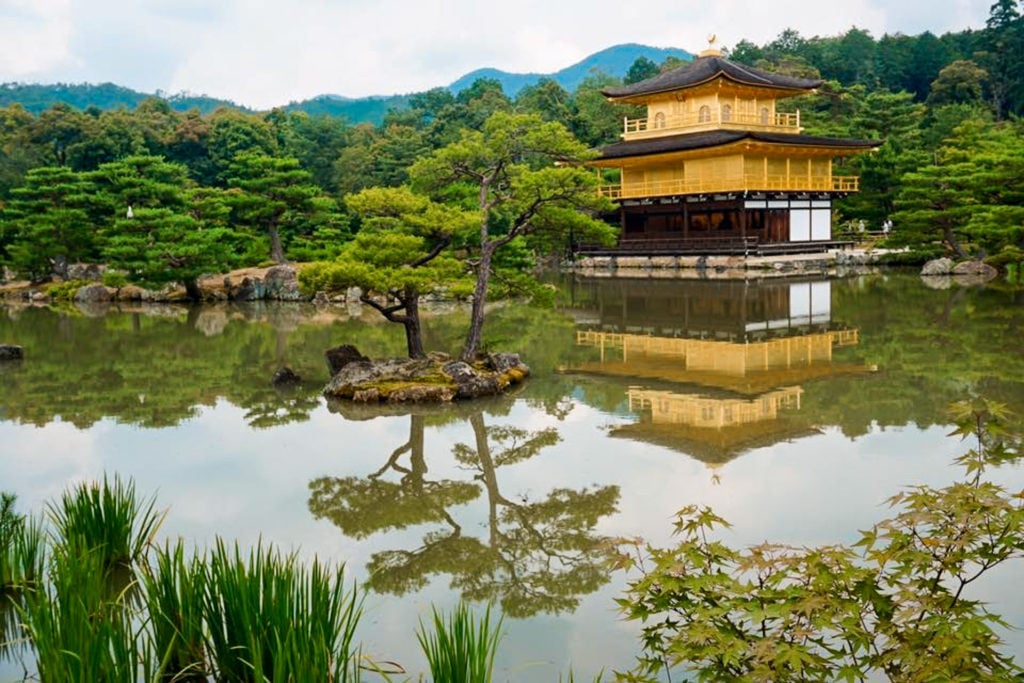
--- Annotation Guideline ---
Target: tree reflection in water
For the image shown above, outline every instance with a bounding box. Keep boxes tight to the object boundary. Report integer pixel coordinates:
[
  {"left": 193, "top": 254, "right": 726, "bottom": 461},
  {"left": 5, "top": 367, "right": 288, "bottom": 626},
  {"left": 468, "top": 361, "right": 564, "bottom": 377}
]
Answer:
[{"left": 308, "top": 407, "right": 619, "bottom": 618}]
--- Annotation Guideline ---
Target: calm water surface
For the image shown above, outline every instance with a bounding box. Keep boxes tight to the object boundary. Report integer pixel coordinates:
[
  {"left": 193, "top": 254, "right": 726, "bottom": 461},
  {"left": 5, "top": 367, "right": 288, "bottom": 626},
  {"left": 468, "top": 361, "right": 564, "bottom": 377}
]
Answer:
[{"left": 1, "top": 273, "right": 1023, "bottom": 681}]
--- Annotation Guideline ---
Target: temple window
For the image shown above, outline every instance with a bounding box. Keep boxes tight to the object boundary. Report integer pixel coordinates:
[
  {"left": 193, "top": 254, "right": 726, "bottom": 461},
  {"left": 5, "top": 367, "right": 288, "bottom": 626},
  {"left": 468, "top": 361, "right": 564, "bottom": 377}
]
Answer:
[
  {"left": 721, "top": 104, "right": 732, "bottom": 122},
  {"left": 760, "top": 106, "right": 770, "bottom": 124},
  {"left": 698, "top": 105, "right": 711, "bottom": 123},
  {"left": 654, "top": 112, "right": 666, "bottom": 129}
]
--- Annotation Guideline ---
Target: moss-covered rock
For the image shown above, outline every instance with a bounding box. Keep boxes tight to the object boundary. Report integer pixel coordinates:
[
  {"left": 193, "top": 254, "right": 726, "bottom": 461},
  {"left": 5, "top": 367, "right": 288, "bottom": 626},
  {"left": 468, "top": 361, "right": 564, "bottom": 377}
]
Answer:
[{"left": 323, "top": 350, "right": 530, "bottom": 403}]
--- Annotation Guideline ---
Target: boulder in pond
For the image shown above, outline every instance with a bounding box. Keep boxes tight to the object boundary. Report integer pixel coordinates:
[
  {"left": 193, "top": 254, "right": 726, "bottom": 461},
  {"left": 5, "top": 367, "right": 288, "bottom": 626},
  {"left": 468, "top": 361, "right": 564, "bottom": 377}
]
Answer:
[
  {"left": 264, "top": 265, "right": 303, "bottom": 301},
  {"left": 324, "top": 358, "right": 436, "bottom": 400},
  {"left": 442, "top": 361, "right": 499, "bottom": 399},
  {"left": 74, "top": 284, "right": 113, "bottom": 303},
  {"left": 921, "top": 258, "right": 954, "bottom": 276},
  {"left": 484, "top": 352, "right": 526, "bottom": 374},
  {"left": 325, "top": 344, "right": 369, "bottom": 376},
  {"left": 951, "top": 260, "right": 997, "bottom": 279},
  {"left": 229, "top": 276, "right": 264, "bottom": 301},
  {"left": 271, "top": 366, "right": 302, "bottom": 386},
  {"left": 115, "top": 284, "right": 152, "bottom": 301},
  {"left": 0, "top": 344, "right": 24, "bottom": 361}
]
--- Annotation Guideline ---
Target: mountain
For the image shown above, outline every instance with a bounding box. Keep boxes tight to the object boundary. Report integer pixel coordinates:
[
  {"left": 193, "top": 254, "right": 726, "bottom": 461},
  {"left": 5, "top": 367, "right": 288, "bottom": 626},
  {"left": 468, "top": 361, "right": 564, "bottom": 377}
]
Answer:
[
  {"left": 286, "top": 43, "right": 691, "bottom": 123},
  {"left": 447, "top": 43, "right": 692, "bottom": 96},
  {"left": 0, "top": 82, "right": 246, "bottom": 115},
  {"left": 281, "top": 94, "right": 410, "bottom": 125},
  {"left": 0, "top": 43, "right": 691, "bottom": 125}
]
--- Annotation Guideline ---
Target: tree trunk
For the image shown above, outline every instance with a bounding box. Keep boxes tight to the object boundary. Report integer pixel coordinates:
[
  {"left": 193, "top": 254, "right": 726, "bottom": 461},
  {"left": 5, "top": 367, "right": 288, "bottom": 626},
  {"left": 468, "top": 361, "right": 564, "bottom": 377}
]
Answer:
[
  {"left": 470, "top": 412, "right": 501, "bottom": 547},
  {"left": 460, "top": 242, "right": 495, "bottom": 362},
  {"left": 403, "top": 289, "right": 426, "bottom": 359},
  {"left": 268, "top": 224, "right": 286, "bottom": 264},
  {"left": 943, "top": 223, "right": 968, "bottom": 259}
]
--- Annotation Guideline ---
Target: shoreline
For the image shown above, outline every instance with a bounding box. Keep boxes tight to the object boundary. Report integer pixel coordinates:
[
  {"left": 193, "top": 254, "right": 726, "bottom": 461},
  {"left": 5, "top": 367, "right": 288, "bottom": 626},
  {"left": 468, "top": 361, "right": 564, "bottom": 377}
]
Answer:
[
  {"left": 4, "top": 250, "right": 987, "bottom": 311},
  {"left": 569, "top": 248, "right": 899, "bottom": 280}
]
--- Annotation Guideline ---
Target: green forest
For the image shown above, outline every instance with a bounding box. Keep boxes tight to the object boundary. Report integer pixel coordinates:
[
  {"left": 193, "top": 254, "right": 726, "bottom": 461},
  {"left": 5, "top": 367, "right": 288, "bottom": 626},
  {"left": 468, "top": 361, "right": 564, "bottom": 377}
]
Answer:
[{"left": 1, "top": 2, "right": 1023, "bottom": 290}]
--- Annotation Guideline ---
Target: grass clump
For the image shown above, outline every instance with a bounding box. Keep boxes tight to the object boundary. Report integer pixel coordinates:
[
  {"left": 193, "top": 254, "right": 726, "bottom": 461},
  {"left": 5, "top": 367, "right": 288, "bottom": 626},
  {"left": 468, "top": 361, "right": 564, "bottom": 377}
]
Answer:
[
  {"left": 417, "top": 602, "right": 504, "bottom": 683},
  {"left": 1, "top": 493, "right": 46, "bottom": 662},
  {"left": 44, "top": 279, "right": 91, "bottom": 301},
  {"left": 1, "top": 478, "right": 537, "bottom": 681},
  {"left": 19, "top": 547, "right": 152, "bottom": 682},
  {"left": 1, "top": 493, "right": 45, "bottom": 590},
  {"left": 102, "top": 270, "right": 130, "bottom": 288},
  {"left": 203, "top": 539, "right": 364, "bottom": 682},
  {"left": 143, "top": 542, "right": 208, "bottom": 681},
  {"left": 48, "top": 475, "right": 165, "bottom": 571},
  {"left": 5, "top": 479, "right": 367, "bottom": 682}
]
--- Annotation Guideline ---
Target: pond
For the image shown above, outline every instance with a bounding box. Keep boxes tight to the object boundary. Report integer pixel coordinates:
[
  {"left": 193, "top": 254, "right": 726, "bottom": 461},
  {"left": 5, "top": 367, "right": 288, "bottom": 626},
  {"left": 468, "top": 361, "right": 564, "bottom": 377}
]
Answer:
[{"left": 1, "top": 272, "right": 1023, "bottom": 681}]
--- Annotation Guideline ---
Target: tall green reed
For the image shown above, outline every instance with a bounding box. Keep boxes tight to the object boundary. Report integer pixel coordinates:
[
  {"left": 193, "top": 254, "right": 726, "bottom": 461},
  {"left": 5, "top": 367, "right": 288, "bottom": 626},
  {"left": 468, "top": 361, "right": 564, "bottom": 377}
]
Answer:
[
  {"left": 0, "top": 493, "right": 17, "bottom": 571},
  {"left": 19, "top": 546, "right": 154, "bottom": 682},
  {"left": 47, "top": 475, "right": 165, "bottom": 571},
  {"left": 9, "top": 479, "right": 374, "bottom": 682},
  {"left": 203, "top": 539, "right": 364, "bottom": 682},
  {"left": 1, "top": 493, "right": 46, "bottom": 663},
  {"left": 15, "top": 477, "right": 161, "bottom": 681},
  {"left": 0, "top": 593, "right": 20, "bottom": 663},
  {"left": 1, "top": 493, "right": 45, "bottom": 590},
  {"left": 416, "top": 602, "right": 504, "bottom": 683},
  {"left": 142, "top": 541, "right": 208, "bottom": 682}
]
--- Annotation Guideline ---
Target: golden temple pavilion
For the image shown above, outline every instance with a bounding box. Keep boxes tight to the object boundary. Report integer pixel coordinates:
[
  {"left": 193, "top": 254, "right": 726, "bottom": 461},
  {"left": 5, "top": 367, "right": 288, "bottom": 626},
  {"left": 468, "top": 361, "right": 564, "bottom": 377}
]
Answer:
[{"left": 586, "top": 42, "right": 881, "bottom": 255}]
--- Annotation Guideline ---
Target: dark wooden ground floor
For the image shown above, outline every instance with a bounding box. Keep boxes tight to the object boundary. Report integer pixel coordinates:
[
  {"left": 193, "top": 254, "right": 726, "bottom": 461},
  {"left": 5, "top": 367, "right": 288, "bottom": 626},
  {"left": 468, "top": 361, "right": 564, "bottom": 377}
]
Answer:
[
  {"left": 575, "top": 236, "right": 853, "bottom": 257},
  {"left": 581, "top": 194, "right": 845, "bottom": 256}
]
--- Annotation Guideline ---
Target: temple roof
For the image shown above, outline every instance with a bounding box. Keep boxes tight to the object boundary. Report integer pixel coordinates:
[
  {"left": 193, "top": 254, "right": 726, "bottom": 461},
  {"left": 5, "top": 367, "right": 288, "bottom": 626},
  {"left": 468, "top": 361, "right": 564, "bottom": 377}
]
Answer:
[
  {"left": 602, "top": 54, "right": 823, "bottom": 100},
  {"left": 609, "top": 419, "right": 822, "bottom": 464},
  {"left": 598, "top": 130, "right": 882, "bottom": 161},
  {"left": 569, "top": 358, "right": 874, "bottom": 396}
]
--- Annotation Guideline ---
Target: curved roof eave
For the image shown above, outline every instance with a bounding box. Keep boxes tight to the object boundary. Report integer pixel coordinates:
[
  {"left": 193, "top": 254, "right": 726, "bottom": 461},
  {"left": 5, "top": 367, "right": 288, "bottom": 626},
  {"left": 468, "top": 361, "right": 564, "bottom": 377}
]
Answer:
[
  {"left": 595, "top": 131, "right": 882, "bottom": 162},
  {"left": 602, "top": 55, "right": 823, "bottom": 100}
]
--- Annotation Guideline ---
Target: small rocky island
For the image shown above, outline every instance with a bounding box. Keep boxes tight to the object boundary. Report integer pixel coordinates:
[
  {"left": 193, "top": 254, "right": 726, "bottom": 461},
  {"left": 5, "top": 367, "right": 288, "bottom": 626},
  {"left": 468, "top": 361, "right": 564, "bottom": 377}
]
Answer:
[{"left": 322, "top": 345, "right": 530, "bottom": 403}]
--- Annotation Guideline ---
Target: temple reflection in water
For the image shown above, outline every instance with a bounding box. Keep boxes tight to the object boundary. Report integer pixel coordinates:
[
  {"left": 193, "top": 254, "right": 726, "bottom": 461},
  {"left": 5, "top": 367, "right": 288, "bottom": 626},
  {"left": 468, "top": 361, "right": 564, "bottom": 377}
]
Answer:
[{"left": 567, "top": 276, "right": 871, "bottom": 465}]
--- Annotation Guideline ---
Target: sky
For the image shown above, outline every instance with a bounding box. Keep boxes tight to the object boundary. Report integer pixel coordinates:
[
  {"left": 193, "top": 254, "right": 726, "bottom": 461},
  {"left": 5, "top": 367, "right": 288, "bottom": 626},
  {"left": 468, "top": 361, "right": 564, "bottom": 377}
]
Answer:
[{"left": 0, "top": 0, "right": 995, "bottom": 110}]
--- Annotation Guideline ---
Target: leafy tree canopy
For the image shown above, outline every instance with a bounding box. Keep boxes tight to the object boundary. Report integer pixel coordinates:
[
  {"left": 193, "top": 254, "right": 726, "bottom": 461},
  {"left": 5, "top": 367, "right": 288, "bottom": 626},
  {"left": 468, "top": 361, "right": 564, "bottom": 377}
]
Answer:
[
  {"left": 611, "top": 400, "right": 1024, "bottom": 682},
  {"left": 410, "top": 110, "right": 615, "bottom": 360}
]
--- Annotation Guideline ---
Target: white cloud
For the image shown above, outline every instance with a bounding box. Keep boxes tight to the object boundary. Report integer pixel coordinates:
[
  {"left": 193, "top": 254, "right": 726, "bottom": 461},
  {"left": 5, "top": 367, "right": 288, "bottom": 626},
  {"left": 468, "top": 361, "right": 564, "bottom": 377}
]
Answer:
[
  {"left": 0, "top": 0, "right": 995, "bottom": 108},
  {"left": 0, "top": 0, "right": 74, "bottom": 79}
]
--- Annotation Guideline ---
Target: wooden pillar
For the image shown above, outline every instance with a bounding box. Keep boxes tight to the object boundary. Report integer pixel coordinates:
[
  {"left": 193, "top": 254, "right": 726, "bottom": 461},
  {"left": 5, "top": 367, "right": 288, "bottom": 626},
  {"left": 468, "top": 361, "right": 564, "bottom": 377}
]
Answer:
[{"left": 739, "top": 199, "right": 747, "bottom": 240}]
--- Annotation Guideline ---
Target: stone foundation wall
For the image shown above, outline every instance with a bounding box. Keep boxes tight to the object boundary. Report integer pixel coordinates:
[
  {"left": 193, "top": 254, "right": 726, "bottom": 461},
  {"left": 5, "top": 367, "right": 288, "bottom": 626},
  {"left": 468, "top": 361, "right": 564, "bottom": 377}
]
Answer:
[{"left": 572, "top": 252, "right": 848, "bottom": 279}]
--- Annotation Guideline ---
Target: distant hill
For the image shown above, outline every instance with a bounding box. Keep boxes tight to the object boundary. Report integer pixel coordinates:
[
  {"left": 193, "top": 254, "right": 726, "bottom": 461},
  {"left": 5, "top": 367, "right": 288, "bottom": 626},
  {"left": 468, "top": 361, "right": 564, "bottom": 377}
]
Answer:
[
  {"left": 447, "top": 43, "right": 692, "bottom": 96},
  {"left": 0, "top": 43, "right": 691, "bottom": 125},
  {"left": 0, "top": 82, "right": 247, "bottom": 115},
  {"left": 281, "top": 94, "right": 410, "bottom": 125}
]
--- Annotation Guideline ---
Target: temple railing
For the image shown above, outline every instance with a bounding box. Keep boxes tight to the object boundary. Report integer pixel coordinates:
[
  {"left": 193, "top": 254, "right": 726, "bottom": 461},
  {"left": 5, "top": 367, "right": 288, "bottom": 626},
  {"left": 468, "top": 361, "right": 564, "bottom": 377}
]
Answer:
[
  {"left": 623, "top": 110, "right": 800, "bottom": 139},
  {"left": 598, "top": 175, "right": 859, "bottom": 199}
]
